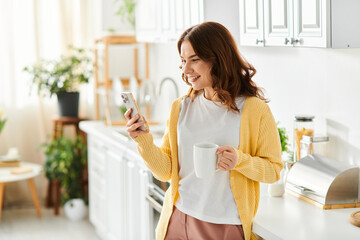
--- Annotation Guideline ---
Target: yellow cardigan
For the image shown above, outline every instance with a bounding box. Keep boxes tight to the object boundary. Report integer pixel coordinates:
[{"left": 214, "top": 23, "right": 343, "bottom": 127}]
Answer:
[{"left": 134, "top": 95, "right": 283, "bottom": 240}]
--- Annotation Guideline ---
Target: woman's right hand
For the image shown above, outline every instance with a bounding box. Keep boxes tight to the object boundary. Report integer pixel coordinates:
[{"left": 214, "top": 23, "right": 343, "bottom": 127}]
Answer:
[{"left": 124, "top": 108, "right": 150, "bottom": 139}]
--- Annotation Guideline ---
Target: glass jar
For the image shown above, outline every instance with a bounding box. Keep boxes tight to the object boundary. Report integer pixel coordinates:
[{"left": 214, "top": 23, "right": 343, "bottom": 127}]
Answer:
[
  {"left": 293, "top": 115, "right": 314, "bottom": 161},
  {"left": 300, "top": 135, "right": 329, "bottom": 159}
]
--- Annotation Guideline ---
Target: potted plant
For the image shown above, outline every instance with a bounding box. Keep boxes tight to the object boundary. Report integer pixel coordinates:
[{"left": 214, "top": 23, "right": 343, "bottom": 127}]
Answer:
[
  {"left": 23, "top": 46, "right": 93, "bottom": 117},
  {"left": 268, "top": 124, "right": 291, "bottom": 197},
  {"left": 40, "top": 134, "right": 87, "bottom": 220},
  {"left": 278, "top": 124, "right": 291, "bottom": 162}
]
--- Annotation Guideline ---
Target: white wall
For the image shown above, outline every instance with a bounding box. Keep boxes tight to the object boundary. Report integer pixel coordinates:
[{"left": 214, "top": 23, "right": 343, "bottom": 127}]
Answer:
[{"left": 148, "top": 42, "right": 360, "bottom": 167}]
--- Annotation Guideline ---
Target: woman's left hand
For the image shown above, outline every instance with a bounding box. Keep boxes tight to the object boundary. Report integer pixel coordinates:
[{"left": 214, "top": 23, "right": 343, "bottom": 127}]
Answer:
[{"left": 216, "top": 146, "right": 238, "bottom": 171}]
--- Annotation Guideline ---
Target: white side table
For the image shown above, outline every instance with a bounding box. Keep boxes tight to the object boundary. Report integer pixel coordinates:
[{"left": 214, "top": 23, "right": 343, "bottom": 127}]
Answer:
[{"left": 0, "top": 162, "right": 43, "bottom": 222}]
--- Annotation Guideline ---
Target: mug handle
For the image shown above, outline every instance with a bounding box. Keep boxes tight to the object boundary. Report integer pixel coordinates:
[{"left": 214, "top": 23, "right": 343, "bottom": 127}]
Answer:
[{"left": 215, "top": 153, "right": 222, "bottom": 172}]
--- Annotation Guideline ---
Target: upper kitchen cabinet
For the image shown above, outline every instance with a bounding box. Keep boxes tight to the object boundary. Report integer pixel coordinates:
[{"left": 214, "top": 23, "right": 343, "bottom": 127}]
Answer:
[
  {"left": 135, "top": 0, "right": 204, "bottom": 42},
  {"left": 135, "top": 0, "right": 161, "bottom": 42},
  {"left": 239, "top": 0, "right": 265, "bottom": 46},
  {"left": 262, "top": 0, "right": 293, "bottom": 47},
  {"left": 240, "top": 0, "right": 360, "bottom": 48},
  {"left": 264, "top": 0, "right": 329, "bottom": 47},
  {"left": 203, "top": 0, "right": 240, "bottom": 43},
  {"left": 331, "top": 0, "right": 360, "bottom": 48},
  {"left": 240, "top": 0, "right": 328, "bottom": 47},
  {"left": 292, "top": 0, "right": 328, "bottom": 47}
]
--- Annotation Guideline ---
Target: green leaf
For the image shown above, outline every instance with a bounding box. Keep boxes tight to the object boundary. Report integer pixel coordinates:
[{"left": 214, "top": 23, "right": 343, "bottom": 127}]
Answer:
[{"left": 277, "top": 122, "right": 289, "bottom": 153}]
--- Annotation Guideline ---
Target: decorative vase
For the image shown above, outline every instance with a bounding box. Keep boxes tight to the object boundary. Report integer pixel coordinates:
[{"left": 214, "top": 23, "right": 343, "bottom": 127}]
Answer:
[
  {"left": 57, "top": 92, "right": 79, "bottom": 117},
  {"left": 64, "top": 198, "right": 87, "bottom": 221}
]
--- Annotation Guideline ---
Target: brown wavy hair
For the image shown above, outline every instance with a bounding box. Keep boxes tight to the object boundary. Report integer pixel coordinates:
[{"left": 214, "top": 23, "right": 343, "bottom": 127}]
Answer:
[{"left": 177, "top": 21, "right": 267, "bottom": 112}]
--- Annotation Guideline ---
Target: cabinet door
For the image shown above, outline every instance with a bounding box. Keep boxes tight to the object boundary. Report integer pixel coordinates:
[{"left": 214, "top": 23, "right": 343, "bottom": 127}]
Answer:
[
  {"left": 135, "top": 0, "right": 161, "bottom": 42},
  {"left": 139, "top": 169, "right": 152, "bottom": 240},
  {"left": 264, "top": 0, "right": 293, "bottom": 46},
  {"left": 125, "top": 156, "right": 144, "bottom": 240},
  {"left": 174, "top": 0, "right": 187, "bottom": 38},
  {"left": 136, "top": 0, "right": 203, "bottom": 42},
  {"left": 88, "top": 137, "right": 107, "bottom": 238},
  {"left": 189, "top": 0, "right": 204, "bottom": 26},
  {"left": 239, "top": 0, "right": 264, "bottom": 46},
  {"left": 170, "top": 0, "right": 204, "bottom": 41},
  {"left": 160, "top": 0, "right": 175, "bottom": 41},
  {"left": 106, "top": 150, "right": 125, "bottom": 240},
  {"left": 293, "top": 0, "right": 329, "bottom": 47},
  {"left": 175, "top": 0, "right": 204, "bottom": 37}
]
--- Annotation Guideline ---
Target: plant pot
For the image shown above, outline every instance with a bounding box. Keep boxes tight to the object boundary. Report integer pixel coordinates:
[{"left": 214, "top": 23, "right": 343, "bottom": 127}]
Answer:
[
  {"left": 57, "top": 92, "right": 79, "bottom": 117},
  {"left": 64, "top": 198, "right": 87, "bottom": 221}
]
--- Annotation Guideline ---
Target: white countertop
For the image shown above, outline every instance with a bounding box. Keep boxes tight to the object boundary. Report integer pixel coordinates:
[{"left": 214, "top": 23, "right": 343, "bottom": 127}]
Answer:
[
  {"left": 79, "top": 120, "right": 165, "bottom": 162},
  {"left": 254, "top": 184, "right": 360, "bottom": 240},
  {"left": 80, "top": 121, "right": 164, "bottom": 146},
  {"left": 80, "top": 121, "right": 360, "bottom": 240}
]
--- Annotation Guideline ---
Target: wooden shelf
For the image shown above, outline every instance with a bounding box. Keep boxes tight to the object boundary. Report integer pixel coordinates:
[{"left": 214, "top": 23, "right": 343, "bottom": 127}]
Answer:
[
  {"left": 94, "top": 35, "right": 149, "bottom": 124},
  {"left": 95, "top": 35, "right": 137, "bottom": 45}
]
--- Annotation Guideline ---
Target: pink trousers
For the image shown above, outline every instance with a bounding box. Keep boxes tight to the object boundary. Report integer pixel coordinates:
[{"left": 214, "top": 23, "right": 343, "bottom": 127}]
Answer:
[{"left": 164, "top": 207, "right": 245, "bottom": 240}]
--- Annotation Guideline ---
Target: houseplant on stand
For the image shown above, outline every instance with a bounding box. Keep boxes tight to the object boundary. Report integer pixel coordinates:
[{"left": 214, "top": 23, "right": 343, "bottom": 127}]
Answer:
[
  {"left": 23, "top": 46, "right": 93, "bottom": 117},
  {"left": 40, "top": 134, "right": 88, "bottom": 220}
]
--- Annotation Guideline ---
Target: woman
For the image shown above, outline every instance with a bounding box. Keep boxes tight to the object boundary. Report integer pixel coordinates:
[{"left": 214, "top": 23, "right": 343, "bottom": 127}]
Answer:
[{"left": 125, "top": 22, "right": 283, "bottom": 240}]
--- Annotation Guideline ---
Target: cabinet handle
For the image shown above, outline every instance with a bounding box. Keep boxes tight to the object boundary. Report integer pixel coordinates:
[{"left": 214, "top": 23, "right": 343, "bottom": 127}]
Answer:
[
  {"left": 139, "top": 169, "right": 148, "bottom": 176},
  {"left": 122, "top": 155, "right": 128, "bottom": 162},
  {"left": 284, "top": 38, "right": 290, "bottom": 45},
  {"left": 291, "top": 38, "right": 300, "bottom": 44},
  {"left": 145, "top": 195, "right": 162, "bottom": 213},
  {"left": 256, "top": 39, "right": 264, "bottom": 45}
]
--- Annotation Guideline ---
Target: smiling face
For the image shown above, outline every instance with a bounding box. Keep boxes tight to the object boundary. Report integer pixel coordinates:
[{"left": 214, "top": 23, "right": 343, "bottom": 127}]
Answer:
[{"left": 180, "top": 40, "right": 215, "bottom": 99}]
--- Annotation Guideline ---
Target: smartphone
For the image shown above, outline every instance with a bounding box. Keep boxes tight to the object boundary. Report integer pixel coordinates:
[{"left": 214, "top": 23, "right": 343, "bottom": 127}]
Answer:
[{"left": 121, "top": 92, "right": 149, "bottom": 131}]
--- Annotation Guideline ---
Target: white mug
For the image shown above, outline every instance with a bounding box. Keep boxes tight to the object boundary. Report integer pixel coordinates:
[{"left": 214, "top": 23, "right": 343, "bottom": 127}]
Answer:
[{"left": 193, "top": 143, "right": 221, "bottom": 178}]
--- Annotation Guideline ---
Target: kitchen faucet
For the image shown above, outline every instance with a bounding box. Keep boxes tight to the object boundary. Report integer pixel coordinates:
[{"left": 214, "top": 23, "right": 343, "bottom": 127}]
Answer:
[{"left": 157, "top": 77, "right": 179, "bottom": 98}]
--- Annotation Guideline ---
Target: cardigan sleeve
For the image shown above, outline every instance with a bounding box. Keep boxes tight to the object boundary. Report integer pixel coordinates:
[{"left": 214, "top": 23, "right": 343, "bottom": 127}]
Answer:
[
  {"left": 232, "top": 103, "right": 283, "bottom": 183},
  {"left": 133, "top": 118, "right": 172, "bottom": 182}
]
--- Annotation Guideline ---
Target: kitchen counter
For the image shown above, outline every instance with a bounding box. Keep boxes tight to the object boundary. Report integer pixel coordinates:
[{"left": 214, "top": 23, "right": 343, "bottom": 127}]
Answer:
[
  {"left": 80, "top": 121, "right": 360, "bottom": 240},
  {"left": 80, "top": 121, "right": 165, "bottom": 149},
  {"left": 254, "top": 185, "right": 360, "bottom": 240}
]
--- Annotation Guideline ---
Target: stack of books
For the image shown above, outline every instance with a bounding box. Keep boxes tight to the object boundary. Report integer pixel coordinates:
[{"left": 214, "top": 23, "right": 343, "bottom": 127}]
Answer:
[{"left": 0, "top": 155, "right": 20, "bottom": 168}]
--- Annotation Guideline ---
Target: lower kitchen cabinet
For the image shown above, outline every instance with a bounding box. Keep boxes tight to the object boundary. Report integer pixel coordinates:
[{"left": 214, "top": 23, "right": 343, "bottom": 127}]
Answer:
[
  {"left": 88, "top": 136, "right": 108, "bottom": 238},
  {"left": 87, "top": 134, "right": 154, "bottom": 240},
  {"left": 106, "top": 150, "right": 124, "bottom": 240}
]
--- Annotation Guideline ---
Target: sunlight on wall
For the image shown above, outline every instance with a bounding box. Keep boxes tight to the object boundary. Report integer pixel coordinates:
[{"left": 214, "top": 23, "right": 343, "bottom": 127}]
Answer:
[{"left": 0, "top": 0, "right": 65, "bottom": 109}]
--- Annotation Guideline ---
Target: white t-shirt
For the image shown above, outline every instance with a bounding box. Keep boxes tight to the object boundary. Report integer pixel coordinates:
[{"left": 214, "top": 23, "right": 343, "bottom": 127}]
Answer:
[{"left": 175, "top": 93, "right": 245, "bottom": 224}]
